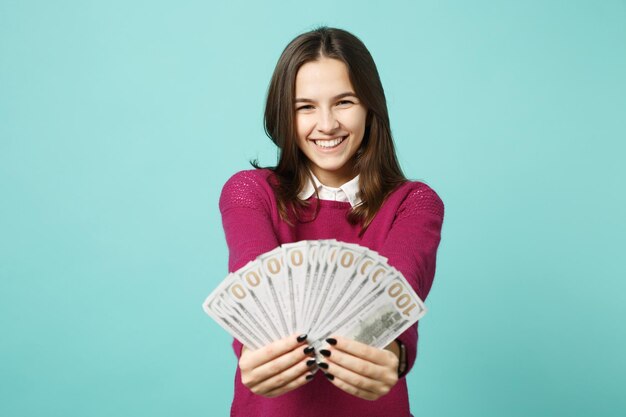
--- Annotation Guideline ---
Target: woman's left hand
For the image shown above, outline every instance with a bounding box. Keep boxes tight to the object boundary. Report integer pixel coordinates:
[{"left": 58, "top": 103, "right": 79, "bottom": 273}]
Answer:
[{"left": 318, "top": 335, "right": 399, "bottom": 401}]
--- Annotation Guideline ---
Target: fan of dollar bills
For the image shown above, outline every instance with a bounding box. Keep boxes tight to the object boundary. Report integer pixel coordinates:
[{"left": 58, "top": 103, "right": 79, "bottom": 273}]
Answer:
[{"left": 202, "top": 239, "right": 427, "bottom": 354}]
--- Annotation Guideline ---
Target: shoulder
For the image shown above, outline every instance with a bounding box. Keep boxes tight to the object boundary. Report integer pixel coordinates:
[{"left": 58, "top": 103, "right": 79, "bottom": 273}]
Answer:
[
  {"left": 388, "top": 180, "right": 445, "bottom": 219},
  {"left": 221, "top": 168, "right": 273, "bottom": 191},
  {"left": 219, "top": 168, "right": 276, "bottom": 212}
]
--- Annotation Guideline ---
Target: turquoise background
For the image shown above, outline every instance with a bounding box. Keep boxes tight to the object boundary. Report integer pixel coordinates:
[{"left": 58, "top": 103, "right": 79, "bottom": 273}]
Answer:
[{"left": 1, "top": 0, "right": 625, "bottom": 416}]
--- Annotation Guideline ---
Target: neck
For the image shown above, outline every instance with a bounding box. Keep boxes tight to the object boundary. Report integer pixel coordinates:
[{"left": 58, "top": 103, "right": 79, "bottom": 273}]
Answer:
[{"left": 310, "top": 164, "right": 357, "bottom": 188}]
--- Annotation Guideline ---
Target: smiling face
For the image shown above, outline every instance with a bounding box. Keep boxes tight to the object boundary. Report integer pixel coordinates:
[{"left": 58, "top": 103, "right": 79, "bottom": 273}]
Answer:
[{"left": 294, "top": 57, "right": 368, "bottom": 187}]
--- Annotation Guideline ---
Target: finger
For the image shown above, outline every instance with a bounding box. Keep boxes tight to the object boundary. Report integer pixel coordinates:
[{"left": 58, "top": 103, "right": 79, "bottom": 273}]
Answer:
[
  {"left": 328, "top": 335, "right": 397, "bottom": 367},
  {"left": 241, "top": 333, "right": 308, "bottom": 370},
  {"left": 253, "top": 357, "right": 316, "bottom": 396},
  {"left": 320, "top": 359, "right": 386, "bottom": 395},
  {"left": 263, "top": 368, "right": 315, "bottom": 398},
  {"left": 324, "top": 373, "right": 380, "bottom": 401},
  {"left": 324, "top": 344, "right": 397, "bottom": 385},
  {"left": 244, "top": 343, "right": 311, "bottom": 386}
]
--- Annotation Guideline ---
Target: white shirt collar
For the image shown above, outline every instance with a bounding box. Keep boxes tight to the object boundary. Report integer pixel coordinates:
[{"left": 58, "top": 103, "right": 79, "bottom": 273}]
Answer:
[{"left": 298, "top": 171, "right": 362, "bottom": 208}]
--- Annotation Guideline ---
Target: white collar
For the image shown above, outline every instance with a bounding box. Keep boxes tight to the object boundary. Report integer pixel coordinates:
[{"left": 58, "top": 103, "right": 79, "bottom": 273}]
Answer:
[{"left": 298, "top": 171, "right": 362, "bottom": 207}]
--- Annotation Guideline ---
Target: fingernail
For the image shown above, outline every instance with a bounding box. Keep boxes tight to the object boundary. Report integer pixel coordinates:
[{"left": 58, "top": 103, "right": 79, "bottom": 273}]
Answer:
[
  {"left": 306, "top": 359, "right": 316, "bottom": 367},
  {"left": 305, "top": 374, "right": 315, "bottom": 381},
  {"left": 324, "top": 373, "right": 335, "bottom": 381},
  {"left": 317, "top": 362, "right": 329, "bottom": 370},
  {"left": 304, "top": 346, "right": 315, "bottom": 355},
  {"left": 297, "top": 334, "right": 308, "bottom": 343},
  {"left": 320, "top": 349, "right": 331, "bottom": 357},
  {"left": 326, "top": 338, "right": 337, "bottom": 345}
]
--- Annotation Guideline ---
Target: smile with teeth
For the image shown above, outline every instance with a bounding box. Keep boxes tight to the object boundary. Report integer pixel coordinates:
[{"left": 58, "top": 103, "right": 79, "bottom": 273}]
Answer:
[{"left": 312, "top": 136, "right": 348, "bottom": 149}]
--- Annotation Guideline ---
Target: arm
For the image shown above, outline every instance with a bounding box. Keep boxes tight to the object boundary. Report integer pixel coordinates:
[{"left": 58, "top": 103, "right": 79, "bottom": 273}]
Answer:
[
  {"left": 219, "top": 170, "right": 315, "bottom": 395},
  {"left": 379, "top": 183, "right": 445, "bottom": 377},
  {"left": 219, "top": 170, "right": 280, "bottom": 359},
  {"left": 318, "top": 183, "right": 444, "bottom": 399}
]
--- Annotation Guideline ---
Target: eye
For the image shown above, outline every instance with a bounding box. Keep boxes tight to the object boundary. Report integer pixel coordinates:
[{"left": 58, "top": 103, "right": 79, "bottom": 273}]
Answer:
[
  {"left": 337, "top": 100, "right": 354, "bottom": 106},
  {"left": 296, "top": 105, "right": 314, "bottom": 111}
]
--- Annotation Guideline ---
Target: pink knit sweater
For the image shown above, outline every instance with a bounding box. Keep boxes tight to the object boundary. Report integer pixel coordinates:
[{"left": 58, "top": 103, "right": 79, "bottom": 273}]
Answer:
[{"left": 219, "top": 168, "right": 444, "bottom": 417}]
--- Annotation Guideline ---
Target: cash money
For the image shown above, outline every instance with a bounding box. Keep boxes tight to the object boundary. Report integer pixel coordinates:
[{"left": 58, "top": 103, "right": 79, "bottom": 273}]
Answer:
[{"left": 202, "top": 240, "right": 427, "bottom": 355}]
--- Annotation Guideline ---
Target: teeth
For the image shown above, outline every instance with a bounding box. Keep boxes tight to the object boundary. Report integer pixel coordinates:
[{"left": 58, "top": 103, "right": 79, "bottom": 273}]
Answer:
[{"left": 314, "top": 136, "right": 346, "bottom": 148}]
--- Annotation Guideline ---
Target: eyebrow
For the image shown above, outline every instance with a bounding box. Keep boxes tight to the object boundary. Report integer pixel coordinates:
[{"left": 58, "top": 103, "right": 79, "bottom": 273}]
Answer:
[{"left": 294, "top": 92, "right": 357, "bottom": 103}]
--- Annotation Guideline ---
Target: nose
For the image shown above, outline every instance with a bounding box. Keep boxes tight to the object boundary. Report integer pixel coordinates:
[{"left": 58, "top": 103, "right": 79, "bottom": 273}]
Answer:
[{"left": 316, "top": 107, "right": 340, "bottom": 134}]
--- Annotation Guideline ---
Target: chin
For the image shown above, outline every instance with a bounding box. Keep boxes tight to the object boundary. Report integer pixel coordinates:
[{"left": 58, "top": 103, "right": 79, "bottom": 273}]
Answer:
[{"left": 312, "top": 162, "right": 348, "bottom": 172}]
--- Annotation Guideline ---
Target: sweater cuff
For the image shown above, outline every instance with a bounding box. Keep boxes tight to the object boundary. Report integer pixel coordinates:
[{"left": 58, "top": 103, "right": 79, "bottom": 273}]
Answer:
[
  {"left": 396, "top": 322, "right": 418, "bottom": 378},
  {"left": 232, "top": 338, "right": 244, "bottom": 359}
]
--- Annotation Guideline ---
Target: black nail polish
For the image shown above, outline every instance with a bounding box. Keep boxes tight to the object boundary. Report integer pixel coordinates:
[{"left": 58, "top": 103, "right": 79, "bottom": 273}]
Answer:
[
  {"left": 304, "top": 346, "right": 315, "bottom": 355},
  {"left": 326, "top": 338, "right": 337, "bottom": 345},
  {"left": 317, "top": 362, "right": 329, "bottom": 370},
  {"left": 325, "top": 373, "right": 335, "bottom": 381},
  {"left": 305, "top": 374, "right": 314, "bottom": 381},
  {"left": 320, "top": 349, "right": 331, "bottom": 357},
  {"left": 297, "top": 334, "right": 308, "bottom": 343},
  {"left": 306, "top": 359, "right": 316, "bottom": 367}
]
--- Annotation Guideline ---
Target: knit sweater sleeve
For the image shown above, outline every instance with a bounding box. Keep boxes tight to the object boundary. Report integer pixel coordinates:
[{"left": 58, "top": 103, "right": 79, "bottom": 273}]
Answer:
[
  {"left": 219, "top": 170, "right": 281, "bottom": 357},
  {"left": 379, "top": 182, "right": 444, "bottom": 377}
]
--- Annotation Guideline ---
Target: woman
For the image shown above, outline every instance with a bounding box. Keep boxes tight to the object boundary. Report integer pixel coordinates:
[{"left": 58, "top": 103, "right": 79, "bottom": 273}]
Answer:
[{"left": 219, "top": 26, "right": 444, "bottom": 417}]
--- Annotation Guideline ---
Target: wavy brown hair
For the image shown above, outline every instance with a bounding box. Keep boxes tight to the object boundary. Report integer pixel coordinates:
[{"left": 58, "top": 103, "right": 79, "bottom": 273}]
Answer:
[{"left": 252, "top": 26, "right": 406, "bottom": 235}]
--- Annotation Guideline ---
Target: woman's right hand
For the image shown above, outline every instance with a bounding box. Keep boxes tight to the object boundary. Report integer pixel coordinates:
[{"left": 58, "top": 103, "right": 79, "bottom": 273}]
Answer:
[{"left": 239, "top": 333, "right": 316, "bottom": 398}]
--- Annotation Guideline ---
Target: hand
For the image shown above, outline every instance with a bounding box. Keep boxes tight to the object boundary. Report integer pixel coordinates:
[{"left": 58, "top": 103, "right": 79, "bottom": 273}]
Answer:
[
  {"left": 318, "top": 336, "right": 399, "bottom": 401},
  {"left": 239, "top": 333, "right": 316, "bottom": 398}
]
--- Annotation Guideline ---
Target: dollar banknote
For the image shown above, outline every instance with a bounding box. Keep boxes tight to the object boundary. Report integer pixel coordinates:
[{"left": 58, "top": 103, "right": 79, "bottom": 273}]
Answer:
[{"left": 202, "top": 240, "right": 428, "bottom": 355}]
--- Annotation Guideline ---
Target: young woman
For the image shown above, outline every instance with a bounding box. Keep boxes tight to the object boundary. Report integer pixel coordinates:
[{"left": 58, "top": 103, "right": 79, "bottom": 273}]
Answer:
[{"left": 219, "top": 26, "right": 444, "bottom": 417}]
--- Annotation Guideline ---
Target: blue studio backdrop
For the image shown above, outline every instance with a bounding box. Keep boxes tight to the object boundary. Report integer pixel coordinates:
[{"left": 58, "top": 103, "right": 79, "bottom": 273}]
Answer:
[{"left": 1, "top": 1, "right": 625, "bottom": 416}]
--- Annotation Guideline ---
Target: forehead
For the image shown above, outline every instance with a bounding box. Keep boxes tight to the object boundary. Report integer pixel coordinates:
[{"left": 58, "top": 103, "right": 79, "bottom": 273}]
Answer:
[{"left": 295, "top": 58, "right": 354, "bottom": 97}]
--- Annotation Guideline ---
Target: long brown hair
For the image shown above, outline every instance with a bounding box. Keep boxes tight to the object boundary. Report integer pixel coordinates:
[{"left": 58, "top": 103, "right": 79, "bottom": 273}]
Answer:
[{"left": 252, "top": 26, "right": 406, "bottom": 235}]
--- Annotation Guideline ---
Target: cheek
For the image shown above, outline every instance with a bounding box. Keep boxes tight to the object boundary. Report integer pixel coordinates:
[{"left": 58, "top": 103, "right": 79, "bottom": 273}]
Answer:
[
  {"left": 346, "top": 108, "right": 368, "bottom": 132},
  {"left": 295, "top": 116, "right": 313, "bottom": 140},
  {"left": 352, "top": 113, "right": 367, "bottom": 145}
]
